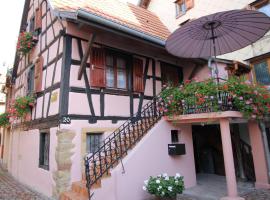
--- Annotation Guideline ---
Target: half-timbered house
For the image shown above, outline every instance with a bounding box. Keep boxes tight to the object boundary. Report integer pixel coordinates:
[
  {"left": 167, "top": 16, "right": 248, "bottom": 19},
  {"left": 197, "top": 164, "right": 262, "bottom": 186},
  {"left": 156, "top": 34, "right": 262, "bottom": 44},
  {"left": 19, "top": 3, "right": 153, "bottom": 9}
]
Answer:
[{"left": 2, "top": 0, "right": 270, "bottom": 200}]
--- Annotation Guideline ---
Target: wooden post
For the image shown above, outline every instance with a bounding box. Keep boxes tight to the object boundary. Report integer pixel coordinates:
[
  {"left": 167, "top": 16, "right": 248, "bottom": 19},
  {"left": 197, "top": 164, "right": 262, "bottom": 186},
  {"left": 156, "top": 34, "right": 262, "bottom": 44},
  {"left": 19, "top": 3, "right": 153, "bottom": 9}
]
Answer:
[{"left": 78, "top": 34, "right": 95, "bottom": 80}]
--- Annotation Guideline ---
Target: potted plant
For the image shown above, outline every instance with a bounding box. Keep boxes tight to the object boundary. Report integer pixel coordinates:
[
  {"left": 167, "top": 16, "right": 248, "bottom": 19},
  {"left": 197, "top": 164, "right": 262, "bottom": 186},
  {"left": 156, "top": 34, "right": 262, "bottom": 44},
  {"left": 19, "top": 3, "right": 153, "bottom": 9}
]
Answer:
[
  {"left": 16, "top": 31, "right": 38, "bottom": 55},
  {"left": 143, "top": 173, "right": 184, "bottom": 200},
  {"left": 13, "top": 95, "right": 35, "bottom": 120},
  {"left": 159, "top": 76, "right": 270, "bottom": 119},
  {"left": 0, "top": 113, "right": 10, "bottom": 127}
]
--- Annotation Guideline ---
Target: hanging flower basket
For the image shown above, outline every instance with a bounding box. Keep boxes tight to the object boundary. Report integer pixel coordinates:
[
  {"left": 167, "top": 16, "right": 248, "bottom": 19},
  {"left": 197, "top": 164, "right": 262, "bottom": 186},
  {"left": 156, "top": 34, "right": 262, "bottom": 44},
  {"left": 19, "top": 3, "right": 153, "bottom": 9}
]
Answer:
[
  {"left": 14, "top": 95, "right": 35, "bottom": 118},
  {"left": 16, "top": 32, "right": 38, "bottom": 55},
  {"left": 0, "top": 113, "right": 10, "bottom": 127},
  {"left": 7, "top": 95, "right": 35, "bottom": 124}
]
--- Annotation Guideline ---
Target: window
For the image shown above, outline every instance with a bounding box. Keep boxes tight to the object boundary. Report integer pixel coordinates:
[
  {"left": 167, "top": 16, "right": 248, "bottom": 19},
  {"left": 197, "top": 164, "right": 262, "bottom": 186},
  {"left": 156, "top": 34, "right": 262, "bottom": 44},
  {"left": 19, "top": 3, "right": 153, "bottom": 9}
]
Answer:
[
  {"left": 39, "top": 132, "right": 50, "bottom": 170},
  {"left": 161, "top": 62, "right": 183, "bottom": 86},
  {"left": 105, "top": 52, "right": 128, "bottom": 89},
  {"left": 175, "top": 0, "right": 194, "bottom": 18},
  {"left": 253, "top": 60, "right": 270, "bottom": 85},
  {"left": 252, "top": 0, "right": 270, "bottom": 16},
  {"left": 29, "top": 16, "right": 35, "bottom": 33},
  {"left": 175, "top": 0, "right": 186, "bottom": 17},
  {"left": 27, "top": 65, "right": 35, "bottom": 94},
  {"left": 258, "top": 3, "right": 270, "bottom": 16},
  {"left": 86, "top": 133, "right": 102, "bottom": 154}
]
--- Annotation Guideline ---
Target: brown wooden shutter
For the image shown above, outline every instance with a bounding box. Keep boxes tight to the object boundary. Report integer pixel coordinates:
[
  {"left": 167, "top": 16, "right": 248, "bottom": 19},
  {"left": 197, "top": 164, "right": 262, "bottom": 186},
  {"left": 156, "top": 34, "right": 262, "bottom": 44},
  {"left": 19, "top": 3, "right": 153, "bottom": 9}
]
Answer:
[
  {"left": 186, "top": 0, "right": 194, "bottom": 10},
  {"left": 90, "top": 48, "right": 106, "bottom": 88},
  {"left": 34, "top": 6, "right": 42, "bottom": 31},
  {"left": 133, "top": 58, "right": 144, "bottom": 93},
  {"left": 34, "top": 56, "right": 44, "bottom": 93}
]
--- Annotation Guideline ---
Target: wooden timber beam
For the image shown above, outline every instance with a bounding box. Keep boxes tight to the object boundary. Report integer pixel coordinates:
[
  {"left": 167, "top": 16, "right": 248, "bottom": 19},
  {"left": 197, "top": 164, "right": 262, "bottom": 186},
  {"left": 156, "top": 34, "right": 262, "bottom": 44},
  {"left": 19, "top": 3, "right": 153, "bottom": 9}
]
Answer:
[{"left": 78, "top": 34, "right": 95, "bottom": 80}]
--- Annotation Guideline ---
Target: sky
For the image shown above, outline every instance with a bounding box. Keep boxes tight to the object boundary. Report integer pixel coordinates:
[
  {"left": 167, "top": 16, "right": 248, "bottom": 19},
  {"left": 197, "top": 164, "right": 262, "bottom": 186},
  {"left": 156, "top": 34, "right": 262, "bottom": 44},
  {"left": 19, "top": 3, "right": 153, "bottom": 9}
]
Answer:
[
  {"left": 0, "top": 0, "right": 139, "bottom": 68},
  {"left": 0, "top": 0, "right": 25, "bottom": 67}
]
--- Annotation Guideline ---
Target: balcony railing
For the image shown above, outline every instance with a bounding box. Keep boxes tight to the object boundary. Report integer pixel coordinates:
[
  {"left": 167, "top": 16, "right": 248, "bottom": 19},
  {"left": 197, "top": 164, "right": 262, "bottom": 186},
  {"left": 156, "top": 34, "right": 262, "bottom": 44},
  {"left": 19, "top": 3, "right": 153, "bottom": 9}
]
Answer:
[{"left": 181, "top": 91, "right": 237, "bottom": 115}]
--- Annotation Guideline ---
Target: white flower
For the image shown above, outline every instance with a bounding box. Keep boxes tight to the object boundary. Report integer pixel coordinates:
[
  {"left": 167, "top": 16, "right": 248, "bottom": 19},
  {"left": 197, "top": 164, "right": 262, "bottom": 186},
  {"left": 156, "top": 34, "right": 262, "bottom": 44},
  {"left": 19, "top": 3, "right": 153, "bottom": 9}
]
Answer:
[
  {"left": 165, "top": 176, "right": 169, "bottom": 180},
  {"left": 168, "top": 186, "right": 173, "bottom": 191},
  {"left": 162, "top": 173, "right": 168, "bottom": 177},
  {"left": 158, "top": 186, "right": 162, "bottom": 189},
  {"left": 161, "top": 191, "right": 165, "bottom": 196},
  {"left": 175, "top": 173, "right": 181, "bottom": 178},
  {"left": 144, "top": 180, "right": 148, "bottom": 185},
  {"left": 142, "top": 186, "right": 147, "bottom": 191},
  {"left": 175, "top": 180, "right": 179, "bottom": 184},
  {"left": 156, "top": 179, "right": 160, "bottom": 184}
]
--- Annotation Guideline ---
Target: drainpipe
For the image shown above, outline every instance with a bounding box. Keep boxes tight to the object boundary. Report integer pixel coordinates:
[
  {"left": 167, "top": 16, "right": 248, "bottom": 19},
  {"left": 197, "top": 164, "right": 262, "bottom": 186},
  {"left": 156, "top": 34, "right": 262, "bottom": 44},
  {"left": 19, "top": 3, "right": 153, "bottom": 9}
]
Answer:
[{"left": 259, "top": 121, "right": 270, "bottom": 180}]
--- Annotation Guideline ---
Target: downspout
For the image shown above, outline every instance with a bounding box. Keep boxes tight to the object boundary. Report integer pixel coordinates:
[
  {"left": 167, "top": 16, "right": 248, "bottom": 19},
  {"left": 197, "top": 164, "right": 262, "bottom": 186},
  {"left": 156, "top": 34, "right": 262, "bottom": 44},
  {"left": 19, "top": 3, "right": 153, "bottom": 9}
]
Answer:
[{"left": 76, "top": 9, "right": 166, "bottom": 47}]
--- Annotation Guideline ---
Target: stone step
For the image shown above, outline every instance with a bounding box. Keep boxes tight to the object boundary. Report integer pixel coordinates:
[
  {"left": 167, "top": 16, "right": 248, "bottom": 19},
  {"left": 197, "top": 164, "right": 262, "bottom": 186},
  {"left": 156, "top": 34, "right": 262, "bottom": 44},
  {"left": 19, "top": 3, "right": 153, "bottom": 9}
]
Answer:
[{"left": 60, "top": 191, "right": 88, "bottom": 200}]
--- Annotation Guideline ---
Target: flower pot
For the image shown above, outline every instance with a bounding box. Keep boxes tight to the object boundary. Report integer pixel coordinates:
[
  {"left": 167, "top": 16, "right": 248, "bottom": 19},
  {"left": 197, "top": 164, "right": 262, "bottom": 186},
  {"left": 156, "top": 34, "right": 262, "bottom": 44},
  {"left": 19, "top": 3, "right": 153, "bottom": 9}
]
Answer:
[
  {"left": 155, "top": 197, "right": 176, "bottom": 200},
  {"left": 24, "top": 112, "right": 32, "bottom": 122}
]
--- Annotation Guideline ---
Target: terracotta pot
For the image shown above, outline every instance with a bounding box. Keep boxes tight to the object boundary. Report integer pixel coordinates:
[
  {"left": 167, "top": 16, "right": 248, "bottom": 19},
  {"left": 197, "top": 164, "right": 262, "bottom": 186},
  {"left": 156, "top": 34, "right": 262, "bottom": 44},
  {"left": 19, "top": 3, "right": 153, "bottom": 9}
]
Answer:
[{"left": 24, "top": 112, "right": 32, "bottom": 122}]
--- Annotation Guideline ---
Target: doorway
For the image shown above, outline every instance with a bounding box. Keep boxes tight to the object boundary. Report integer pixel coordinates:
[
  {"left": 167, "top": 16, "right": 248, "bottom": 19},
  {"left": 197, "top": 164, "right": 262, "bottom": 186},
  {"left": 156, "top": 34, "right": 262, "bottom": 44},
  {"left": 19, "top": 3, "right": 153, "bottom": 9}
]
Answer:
[{"left": 192, "top": 125, "right": 225, "bottom": 176}]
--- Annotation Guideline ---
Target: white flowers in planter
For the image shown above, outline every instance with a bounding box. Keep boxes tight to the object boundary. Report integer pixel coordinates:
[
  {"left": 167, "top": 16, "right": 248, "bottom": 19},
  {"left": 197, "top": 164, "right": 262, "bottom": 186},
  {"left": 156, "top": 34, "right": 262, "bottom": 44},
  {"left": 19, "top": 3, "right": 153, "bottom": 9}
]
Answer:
[{"left": 143, "top": 173, "right": 184, "bottom": 198}]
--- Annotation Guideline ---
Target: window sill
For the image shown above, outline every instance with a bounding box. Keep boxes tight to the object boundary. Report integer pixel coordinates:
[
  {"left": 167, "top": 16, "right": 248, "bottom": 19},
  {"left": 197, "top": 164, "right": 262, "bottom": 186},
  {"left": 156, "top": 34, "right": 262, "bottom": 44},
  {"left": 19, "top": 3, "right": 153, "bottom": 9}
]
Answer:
[
  {"left": 176, "top": 12, "right": 186, "bottom": 19},
  {"left": 104, "top": 88, "right": 129, "bottom": 96},
  {"left": 39, "top": 165, "right": 49, "bottom": 171}
]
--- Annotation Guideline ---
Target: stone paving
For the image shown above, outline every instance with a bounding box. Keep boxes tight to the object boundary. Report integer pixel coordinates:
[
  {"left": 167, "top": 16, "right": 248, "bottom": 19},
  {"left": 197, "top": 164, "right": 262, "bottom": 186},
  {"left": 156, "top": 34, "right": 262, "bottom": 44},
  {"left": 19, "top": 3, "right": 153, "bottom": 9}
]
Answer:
[
  {"left": 1, "top": 165, "right": 270, "bottom": 200},
  {"left": 178, "top": 189, "right": 270, "bottom": 200},
  {"left": 0, "top": 165, "right": 52, "bottom": 200}
]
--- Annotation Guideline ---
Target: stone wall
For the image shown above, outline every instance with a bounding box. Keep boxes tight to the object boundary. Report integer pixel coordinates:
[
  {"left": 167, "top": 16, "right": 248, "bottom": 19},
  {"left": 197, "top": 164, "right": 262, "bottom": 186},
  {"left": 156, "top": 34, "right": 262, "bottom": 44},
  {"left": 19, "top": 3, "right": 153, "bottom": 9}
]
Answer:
[{"left": 53, "top": 129, "right": 75, "bottom": 199}]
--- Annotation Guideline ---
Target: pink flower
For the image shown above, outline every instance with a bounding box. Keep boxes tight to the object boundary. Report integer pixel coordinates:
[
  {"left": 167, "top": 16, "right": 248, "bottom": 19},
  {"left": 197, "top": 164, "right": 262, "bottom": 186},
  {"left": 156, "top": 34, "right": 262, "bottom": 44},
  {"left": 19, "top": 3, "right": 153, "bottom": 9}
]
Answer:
[{"left": 239, "top": 96, "right": 243, "bottom": 100}]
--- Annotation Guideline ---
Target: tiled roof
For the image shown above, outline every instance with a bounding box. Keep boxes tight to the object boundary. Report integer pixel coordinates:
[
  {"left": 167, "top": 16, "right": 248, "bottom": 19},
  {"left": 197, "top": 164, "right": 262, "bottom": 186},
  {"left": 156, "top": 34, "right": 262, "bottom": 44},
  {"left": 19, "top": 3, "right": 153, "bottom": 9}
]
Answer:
[{"left": 49, "top": 0, "right": 170, "bottom": 41}]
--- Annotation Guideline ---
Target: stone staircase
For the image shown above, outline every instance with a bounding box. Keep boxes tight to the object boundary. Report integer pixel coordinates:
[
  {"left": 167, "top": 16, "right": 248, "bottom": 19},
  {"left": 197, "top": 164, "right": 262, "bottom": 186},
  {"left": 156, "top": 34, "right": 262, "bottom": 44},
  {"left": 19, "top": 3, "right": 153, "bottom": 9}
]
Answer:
[{"left": 60, "top": 96, "right": 163, "bottom": 200}]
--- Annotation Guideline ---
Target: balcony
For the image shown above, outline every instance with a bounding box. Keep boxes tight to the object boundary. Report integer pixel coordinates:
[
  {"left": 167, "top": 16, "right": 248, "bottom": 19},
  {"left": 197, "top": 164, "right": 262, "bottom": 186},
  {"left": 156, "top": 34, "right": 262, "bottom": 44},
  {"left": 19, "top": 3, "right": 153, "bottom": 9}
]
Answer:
[{"left": 158, "top": 77, "right": 270, "bottom": 122}]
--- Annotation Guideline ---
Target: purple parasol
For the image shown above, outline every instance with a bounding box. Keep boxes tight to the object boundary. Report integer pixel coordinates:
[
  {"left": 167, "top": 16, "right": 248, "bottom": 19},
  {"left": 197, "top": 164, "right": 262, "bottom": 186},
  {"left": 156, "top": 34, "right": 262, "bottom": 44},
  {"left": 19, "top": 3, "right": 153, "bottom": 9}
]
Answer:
[{"left": 166, "top": 9, "right": 270, "bottom": 58}]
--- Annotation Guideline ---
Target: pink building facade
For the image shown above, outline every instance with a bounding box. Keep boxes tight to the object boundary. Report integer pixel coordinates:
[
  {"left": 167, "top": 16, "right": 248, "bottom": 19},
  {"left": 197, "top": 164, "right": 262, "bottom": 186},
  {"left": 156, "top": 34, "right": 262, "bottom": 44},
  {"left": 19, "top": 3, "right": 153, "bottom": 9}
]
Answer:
[{"left": 2, "top": 0, "right": 270, "bottom": 200}]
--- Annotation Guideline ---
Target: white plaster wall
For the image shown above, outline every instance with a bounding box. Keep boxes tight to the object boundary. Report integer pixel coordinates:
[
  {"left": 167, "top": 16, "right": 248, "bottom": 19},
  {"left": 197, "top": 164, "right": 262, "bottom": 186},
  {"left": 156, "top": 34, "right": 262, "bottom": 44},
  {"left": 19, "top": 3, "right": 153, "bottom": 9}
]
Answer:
[
  {"left": 8, "top": 127, "right": 58, "bottom": 197},
  {"left": 92, "top": 119, "right": 196, "bottom": 200},
  {"left": 68, "top": 92, "right": 91, "bottom": 115},
  {"left": 105, "top": 95, "right": 130, "bottom": 116}
]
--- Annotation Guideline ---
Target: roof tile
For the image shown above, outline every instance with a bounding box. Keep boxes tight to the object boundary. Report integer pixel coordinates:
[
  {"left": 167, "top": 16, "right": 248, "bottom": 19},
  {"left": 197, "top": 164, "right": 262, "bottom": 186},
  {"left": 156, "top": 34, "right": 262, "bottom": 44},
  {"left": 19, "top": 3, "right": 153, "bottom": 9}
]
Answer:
[{"left": 50, "top": 0, "right": 170, "bottom": 40}]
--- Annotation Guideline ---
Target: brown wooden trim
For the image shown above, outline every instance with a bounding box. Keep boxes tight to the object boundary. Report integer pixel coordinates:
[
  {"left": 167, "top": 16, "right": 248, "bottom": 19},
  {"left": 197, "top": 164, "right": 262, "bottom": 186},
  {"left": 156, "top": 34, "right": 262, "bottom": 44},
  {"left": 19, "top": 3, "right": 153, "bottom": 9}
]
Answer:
[
  {"left": 78, "top": 34, "right": 95, "bottom": 80},
  {"left": 250, "top": 0, "right": 269, "bottom": 8},
  {"left": 12, "top": 114, "right": 59, "bottom": 130}
]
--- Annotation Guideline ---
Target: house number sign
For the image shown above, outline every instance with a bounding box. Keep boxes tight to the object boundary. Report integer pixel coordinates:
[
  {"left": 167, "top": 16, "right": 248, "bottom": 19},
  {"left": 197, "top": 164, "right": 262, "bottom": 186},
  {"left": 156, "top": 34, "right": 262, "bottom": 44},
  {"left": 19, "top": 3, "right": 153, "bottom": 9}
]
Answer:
[{"left": 61, "top": 116, "right": 71, "bottom": 124}]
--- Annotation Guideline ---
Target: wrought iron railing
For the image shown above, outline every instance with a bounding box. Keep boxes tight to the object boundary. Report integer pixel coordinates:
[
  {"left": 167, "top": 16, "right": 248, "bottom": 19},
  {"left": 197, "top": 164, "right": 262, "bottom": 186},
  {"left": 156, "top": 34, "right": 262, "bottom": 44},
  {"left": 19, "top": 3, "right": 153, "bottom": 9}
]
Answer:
[
  {"left": 182, "top": 90, "right": 237, "bottom": 115},
  {"left": 84, "top": 95, "right": 164, "bottom": 199}
]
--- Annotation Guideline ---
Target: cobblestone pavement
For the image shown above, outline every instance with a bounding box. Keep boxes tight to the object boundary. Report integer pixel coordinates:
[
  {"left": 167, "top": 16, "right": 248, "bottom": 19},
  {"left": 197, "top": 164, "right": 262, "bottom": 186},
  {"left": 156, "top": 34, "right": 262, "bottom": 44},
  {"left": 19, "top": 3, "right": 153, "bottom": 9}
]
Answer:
[
  {"left": 178, "top": 189, "right": 270, "bottom": 200},
  {"left": 0, "top": 165, "right": 52, "bottom": 200}
]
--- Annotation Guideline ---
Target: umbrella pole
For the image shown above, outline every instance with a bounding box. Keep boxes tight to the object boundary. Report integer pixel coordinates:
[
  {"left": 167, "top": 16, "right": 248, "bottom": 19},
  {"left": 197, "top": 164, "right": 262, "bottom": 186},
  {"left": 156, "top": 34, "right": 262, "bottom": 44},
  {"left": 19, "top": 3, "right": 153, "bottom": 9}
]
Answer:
[{"left": 210, "top": 24, "right": 219, "bottom": 83}]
